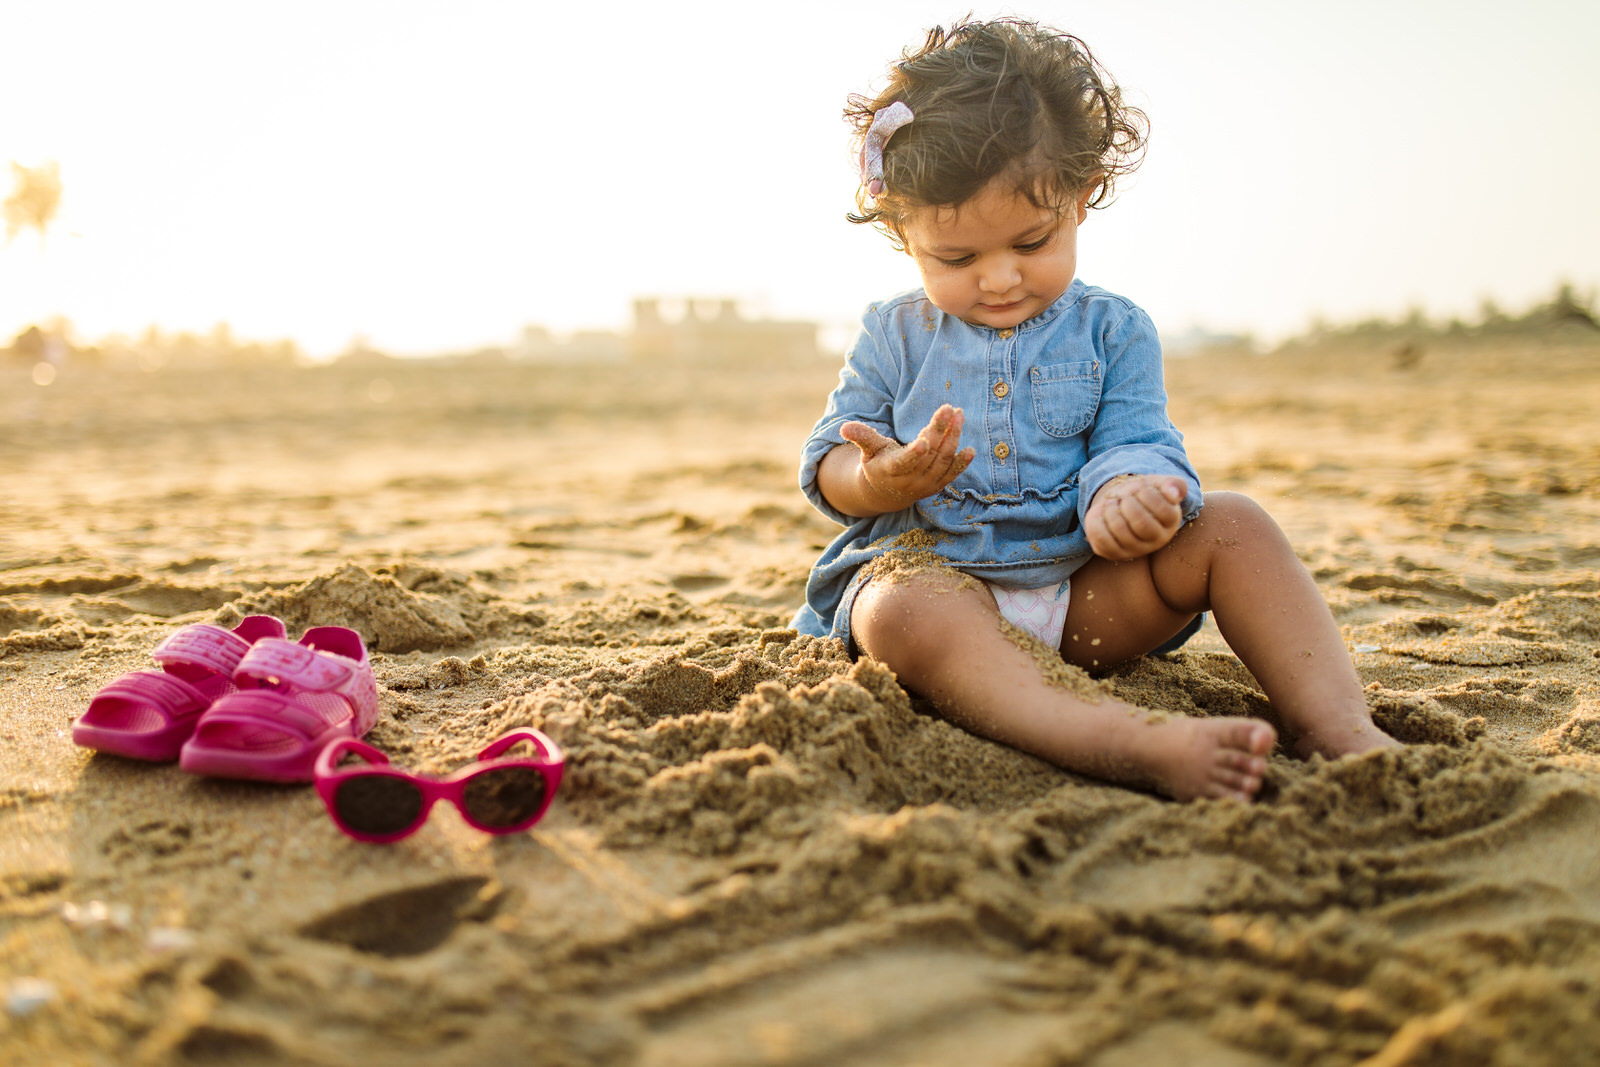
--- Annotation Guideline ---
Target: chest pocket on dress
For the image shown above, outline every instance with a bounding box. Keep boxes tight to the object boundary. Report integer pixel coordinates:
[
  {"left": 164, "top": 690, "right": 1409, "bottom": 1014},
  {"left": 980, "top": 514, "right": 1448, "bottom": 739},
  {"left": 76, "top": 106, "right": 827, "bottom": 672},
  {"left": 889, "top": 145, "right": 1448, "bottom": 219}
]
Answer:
[{"left": 1030, "top": 360, "right": 1102, "bottom": 437}]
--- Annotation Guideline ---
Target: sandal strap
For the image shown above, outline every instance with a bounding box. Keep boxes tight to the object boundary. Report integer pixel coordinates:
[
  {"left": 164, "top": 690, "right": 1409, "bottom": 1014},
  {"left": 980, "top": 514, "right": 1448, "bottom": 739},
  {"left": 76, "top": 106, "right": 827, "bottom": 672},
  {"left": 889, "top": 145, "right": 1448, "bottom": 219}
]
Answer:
[
  {"left": 201, "top": 690, "right": 344, "bottom": 737},
  {"left": 152, "top": 625, "right": 252, "bottom": 677},
  {"left": 92, "top": 671, "right": 209, "bottom": 717},
  {"left": 237, "top": 639, "right": 356, "bottom": 692}
]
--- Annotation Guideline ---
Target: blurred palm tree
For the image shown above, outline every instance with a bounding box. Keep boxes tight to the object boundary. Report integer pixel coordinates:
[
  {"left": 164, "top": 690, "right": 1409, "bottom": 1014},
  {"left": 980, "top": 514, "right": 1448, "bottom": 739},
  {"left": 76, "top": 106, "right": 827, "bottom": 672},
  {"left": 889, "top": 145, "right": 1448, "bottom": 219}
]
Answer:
[{"left": 4, "top": 161, "right": 62, "bottom": 247}]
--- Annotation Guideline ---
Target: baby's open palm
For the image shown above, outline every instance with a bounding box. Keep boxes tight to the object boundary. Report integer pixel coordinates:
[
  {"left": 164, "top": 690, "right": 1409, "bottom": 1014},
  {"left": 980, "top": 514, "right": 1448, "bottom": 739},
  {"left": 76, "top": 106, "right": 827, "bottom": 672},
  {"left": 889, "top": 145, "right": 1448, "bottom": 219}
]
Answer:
[{"left": 842, "top": 404, "right": 976, "bottom": 508}]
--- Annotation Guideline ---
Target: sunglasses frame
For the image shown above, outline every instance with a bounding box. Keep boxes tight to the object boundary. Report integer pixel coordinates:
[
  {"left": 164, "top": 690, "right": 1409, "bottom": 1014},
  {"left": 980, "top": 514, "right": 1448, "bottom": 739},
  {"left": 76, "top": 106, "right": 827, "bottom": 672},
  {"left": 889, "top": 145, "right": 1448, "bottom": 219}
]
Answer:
[{"left": 314, "top": 728, "right": 565, "bottom": 844}]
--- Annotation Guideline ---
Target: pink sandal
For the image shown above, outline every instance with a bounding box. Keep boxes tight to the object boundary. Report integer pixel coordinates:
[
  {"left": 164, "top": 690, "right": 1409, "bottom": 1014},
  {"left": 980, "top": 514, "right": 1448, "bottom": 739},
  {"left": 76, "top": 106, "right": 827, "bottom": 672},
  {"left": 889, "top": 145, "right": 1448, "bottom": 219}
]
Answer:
[
  {"left": 73, "top": 616, "right": 288, "bottom": 761},
  {"left": 178, "top": 626, "right": 379, "bottom": 782}
]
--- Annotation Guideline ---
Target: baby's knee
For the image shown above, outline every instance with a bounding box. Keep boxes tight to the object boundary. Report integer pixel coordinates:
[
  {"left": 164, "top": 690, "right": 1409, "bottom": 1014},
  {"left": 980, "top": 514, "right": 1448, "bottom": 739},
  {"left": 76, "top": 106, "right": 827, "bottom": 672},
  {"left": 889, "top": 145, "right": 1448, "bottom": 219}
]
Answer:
[
  {"left": 851, "top": 569, "right": 985, "bottom": 656},
  {"left": 1198, "top": 490, "right": 1276, "bottom": 531},
  {"left": 854, "top": 573, "right": 939, "bottom": 636},
  {"left": 1180, "top": 491, "right": 1294, "bottom": 560}
]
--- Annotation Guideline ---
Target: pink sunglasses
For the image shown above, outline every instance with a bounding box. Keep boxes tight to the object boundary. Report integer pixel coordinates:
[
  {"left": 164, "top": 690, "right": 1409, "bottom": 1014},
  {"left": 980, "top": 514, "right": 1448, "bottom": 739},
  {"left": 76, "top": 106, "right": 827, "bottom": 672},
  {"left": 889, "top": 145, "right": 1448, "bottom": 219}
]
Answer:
[{"left": 314, "top": 728, "right": 565, "bottom": 843}]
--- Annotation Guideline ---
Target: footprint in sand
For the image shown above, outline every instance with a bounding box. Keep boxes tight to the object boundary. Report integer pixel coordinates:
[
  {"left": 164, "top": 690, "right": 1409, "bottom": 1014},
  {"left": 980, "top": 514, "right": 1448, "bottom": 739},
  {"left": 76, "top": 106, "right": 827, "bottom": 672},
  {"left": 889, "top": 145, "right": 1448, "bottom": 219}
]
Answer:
[
  {"left": 669, "top": 574, "right": 728, "bottom": 592},
  {"left": 297, "top": 876, "right": 506, "bottom": 957}
]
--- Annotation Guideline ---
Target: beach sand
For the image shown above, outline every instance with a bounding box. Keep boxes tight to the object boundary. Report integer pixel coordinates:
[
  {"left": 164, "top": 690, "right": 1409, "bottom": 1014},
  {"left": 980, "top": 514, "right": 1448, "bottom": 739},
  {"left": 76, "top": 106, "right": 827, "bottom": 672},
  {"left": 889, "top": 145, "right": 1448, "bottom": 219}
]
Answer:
[{"left": 3, "top": 331, "right": 1599, "bottom": 1065}]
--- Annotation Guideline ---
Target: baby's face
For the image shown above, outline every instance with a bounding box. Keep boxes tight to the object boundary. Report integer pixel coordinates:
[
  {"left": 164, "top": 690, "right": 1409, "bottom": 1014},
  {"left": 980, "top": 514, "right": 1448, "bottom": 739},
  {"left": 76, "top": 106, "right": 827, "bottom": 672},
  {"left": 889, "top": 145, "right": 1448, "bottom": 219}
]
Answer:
[{"left": 900, "top": 180, "right": 1087, "bottom": 330}]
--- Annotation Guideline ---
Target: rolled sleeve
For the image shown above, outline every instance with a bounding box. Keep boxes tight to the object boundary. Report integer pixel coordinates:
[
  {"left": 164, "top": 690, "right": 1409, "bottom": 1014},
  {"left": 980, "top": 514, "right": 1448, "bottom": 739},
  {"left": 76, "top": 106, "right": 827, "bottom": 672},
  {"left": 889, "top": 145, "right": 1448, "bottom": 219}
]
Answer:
[
  {"left": 1075, "top": 306, "right": 1203, "bottom": 529},
  {"left": 800, "top": 308, "right": 902, "bottom": 526}
]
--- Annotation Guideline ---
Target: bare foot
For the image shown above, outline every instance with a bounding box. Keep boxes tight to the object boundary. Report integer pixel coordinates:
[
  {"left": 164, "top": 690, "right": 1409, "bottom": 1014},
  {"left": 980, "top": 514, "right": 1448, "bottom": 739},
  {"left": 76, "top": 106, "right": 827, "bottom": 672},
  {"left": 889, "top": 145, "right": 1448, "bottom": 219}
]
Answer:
[
  {"left": 1136, "top": 717, "right": 1277, "bottom": 802},
  {"left": 1291, "top": 719, "right": 1402, "bottom": 761}
]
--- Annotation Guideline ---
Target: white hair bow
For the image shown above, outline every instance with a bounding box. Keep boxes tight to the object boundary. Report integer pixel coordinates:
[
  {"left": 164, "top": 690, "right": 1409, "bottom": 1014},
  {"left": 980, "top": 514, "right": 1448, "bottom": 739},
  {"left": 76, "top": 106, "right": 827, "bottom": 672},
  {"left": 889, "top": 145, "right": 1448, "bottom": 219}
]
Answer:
[{"left": 859, "top": 101, "right": 914, "bottom": 199}]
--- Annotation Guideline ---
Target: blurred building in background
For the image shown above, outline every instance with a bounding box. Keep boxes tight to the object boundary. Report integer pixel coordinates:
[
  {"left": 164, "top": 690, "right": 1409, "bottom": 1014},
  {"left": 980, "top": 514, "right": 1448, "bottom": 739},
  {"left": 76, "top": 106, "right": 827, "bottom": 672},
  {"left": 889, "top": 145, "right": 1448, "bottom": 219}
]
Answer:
[
  {"left": 513, "top": 324, "right": 625, "bottom": 364},
  {"left": 627, "top": 298, "right": 819, "bottom": 363},
  {"left": 512, "top": 298, "right": 819, "bottom": 364}
]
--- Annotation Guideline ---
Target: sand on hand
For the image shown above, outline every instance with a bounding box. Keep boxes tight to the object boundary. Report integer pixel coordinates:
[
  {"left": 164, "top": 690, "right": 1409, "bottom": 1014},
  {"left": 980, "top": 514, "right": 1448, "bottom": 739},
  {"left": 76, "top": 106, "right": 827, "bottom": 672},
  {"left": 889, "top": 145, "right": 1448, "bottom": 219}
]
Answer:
[{"left": 3, "top": 334, "right": 1600, "bottom": 1065}]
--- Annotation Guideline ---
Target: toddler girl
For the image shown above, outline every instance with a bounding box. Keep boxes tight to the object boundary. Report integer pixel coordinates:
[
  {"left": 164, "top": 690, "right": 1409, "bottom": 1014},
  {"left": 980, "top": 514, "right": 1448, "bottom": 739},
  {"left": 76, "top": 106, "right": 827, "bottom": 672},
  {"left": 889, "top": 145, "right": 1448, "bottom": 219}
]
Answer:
[{"left": 793, "top": 18, "right": 1397, "bottom": 802}]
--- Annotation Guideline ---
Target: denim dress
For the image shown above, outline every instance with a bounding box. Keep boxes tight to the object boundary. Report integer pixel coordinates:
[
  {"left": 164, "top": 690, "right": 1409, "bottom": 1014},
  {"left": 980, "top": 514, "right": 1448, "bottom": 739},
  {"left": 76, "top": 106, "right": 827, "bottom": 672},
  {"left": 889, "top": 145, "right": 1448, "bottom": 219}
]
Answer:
[{"left": 792, "top": 279, "right": 1202, "bottom": 645}]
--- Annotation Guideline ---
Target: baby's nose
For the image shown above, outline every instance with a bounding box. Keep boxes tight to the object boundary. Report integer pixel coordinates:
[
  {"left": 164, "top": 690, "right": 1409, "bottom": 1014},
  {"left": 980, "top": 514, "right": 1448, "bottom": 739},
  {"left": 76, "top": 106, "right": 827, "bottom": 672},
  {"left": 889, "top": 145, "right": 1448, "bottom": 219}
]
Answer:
[{"left": 979, "top": 258, "right": 1022, "bottom": 294}]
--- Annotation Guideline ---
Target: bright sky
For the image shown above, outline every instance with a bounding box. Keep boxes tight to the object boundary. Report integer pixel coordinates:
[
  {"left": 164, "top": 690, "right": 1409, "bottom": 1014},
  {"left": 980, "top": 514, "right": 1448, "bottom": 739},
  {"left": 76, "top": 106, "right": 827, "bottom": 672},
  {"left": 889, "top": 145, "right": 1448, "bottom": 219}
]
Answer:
[{"left": 3, "top": 0, "right": 1596, "bottom": 357}]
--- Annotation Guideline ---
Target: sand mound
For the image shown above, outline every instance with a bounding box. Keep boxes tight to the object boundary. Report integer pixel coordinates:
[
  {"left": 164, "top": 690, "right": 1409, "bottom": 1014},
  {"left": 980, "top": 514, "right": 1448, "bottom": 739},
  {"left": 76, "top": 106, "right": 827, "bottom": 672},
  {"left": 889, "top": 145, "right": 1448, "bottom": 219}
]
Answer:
[{"left": 223, "top": 562, "right": 479, "bottom": 652}]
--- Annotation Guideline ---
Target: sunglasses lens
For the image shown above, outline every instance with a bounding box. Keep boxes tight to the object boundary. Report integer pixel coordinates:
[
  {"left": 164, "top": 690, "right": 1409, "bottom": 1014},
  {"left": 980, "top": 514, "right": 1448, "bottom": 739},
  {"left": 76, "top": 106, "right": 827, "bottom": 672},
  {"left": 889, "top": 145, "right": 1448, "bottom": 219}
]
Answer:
[
  {"left": 332, "top": 775, "right": 425, "bottom": 838},
  {"left": 460, "top": 767, "right": 548, "bottom": 830}
]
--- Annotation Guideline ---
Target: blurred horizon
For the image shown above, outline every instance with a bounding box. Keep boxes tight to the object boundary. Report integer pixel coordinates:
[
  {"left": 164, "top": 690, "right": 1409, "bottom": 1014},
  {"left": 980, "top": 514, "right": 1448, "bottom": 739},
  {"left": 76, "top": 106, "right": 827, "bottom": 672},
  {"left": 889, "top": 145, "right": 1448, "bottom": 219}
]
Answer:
[
  {"left": 9, "top": 279, "right": 1593, "bottom": 379},
  {"left": 3, "top": 0, "right": 1597, "bottom": 360}
]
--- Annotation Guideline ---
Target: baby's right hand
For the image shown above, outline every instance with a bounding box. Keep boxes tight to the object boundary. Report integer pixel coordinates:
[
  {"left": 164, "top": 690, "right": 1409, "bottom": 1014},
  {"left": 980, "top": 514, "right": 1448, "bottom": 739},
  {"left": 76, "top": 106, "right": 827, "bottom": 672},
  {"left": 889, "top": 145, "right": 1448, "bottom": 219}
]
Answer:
[{"left": 842, "top": 405, "right": 976, "bottom": 510}]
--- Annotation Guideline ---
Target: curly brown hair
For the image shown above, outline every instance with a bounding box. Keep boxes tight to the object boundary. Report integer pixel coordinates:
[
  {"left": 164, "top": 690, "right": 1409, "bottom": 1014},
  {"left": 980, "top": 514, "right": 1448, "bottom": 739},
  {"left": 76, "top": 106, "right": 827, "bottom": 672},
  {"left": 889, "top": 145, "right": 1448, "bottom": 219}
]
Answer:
[{"left": 846, "top": 17, "right": 1148, "bottom": 242}]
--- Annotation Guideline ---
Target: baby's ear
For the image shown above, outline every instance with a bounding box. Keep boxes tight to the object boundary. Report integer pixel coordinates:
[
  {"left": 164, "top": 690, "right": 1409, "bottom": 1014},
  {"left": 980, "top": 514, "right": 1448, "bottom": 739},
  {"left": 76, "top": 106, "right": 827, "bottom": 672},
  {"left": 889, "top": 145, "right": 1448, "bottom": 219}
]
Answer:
[{"left": 1073, "top": 181, "right": 1100, "bottom": 224}]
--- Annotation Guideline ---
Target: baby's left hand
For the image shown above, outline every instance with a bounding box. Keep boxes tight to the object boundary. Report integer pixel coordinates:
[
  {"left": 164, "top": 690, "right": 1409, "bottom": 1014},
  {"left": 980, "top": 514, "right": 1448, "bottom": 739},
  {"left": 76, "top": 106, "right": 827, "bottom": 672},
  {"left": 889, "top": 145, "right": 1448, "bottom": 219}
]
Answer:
[{"left": 1086, "top": 474, "right": 1187, "bottom": 560}]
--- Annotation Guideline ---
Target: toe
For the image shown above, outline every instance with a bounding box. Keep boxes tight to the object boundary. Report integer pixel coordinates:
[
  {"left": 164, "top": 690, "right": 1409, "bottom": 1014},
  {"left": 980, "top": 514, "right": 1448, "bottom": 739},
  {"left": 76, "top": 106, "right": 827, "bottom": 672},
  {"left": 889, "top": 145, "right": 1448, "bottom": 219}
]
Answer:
[
  {"left": 1212, "top": 766, "right": 1263, "bottom": 799},
  {"left": 1217, "top": 719, "right": 1274, "bottom": 755},
  {"left": 1218, "top": 747, "right": 1267, "bottom": 777}
]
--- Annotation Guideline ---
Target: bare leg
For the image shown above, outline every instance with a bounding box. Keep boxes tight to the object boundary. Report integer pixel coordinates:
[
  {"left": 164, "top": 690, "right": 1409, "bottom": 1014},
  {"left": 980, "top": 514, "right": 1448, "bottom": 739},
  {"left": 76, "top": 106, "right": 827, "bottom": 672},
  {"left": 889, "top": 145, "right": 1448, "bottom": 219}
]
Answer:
[
  {"left": 851, "top": 568, "right": 1275, "bottom": 801},
  {"left": 1066, "top": 491, "right": 1398, "bottom": 759}
]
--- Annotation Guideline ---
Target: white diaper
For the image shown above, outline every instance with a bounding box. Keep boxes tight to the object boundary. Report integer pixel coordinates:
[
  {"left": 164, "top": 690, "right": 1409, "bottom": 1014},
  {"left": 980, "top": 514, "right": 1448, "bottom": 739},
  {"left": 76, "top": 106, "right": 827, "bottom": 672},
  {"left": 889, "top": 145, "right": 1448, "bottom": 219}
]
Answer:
[{"left": 988, "top": 579, "right": 1071, "bottom": 649}]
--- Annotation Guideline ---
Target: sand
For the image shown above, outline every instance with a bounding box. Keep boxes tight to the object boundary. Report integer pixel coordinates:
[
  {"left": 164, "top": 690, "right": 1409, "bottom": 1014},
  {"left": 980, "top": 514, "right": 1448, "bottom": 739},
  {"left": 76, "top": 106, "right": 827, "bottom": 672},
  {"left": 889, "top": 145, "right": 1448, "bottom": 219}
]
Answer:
[{"left": 2, "top": 330, "right": 1599, "bottom": 1066}]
